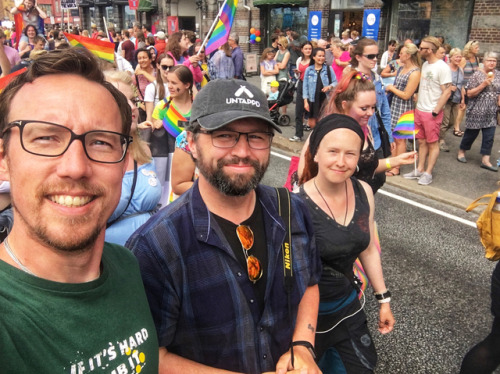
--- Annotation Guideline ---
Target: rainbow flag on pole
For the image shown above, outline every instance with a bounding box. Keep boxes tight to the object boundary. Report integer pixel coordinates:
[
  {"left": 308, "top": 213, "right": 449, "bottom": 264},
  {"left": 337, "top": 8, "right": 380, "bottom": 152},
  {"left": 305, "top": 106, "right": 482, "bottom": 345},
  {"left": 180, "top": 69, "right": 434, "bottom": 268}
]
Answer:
[
  {"left": 392, "top": 110, "right": 418, "bottom": 139},
  {"left": 63, "top": 32, "right": 115, "bottom": 63},
  {"left": 204, "top": 0, "right": 238, "bottom": 55}
]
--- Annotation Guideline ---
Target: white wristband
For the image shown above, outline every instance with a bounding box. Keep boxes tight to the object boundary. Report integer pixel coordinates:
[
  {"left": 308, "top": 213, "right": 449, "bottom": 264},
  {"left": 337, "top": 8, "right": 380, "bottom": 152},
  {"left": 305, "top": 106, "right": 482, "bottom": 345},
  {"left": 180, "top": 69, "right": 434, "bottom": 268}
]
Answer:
[{"left": 378, "top": 297, "right": 391, "bottom": 304}]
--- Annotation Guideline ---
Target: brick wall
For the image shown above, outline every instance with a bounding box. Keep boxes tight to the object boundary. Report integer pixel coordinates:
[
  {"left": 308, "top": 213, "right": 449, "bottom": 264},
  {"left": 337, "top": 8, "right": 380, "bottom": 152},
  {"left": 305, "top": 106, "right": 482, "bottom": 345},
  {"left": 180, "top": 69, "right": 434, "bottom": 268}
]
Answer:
[{"left": 470, "top": 0, "right": 500, "bottom": 53}]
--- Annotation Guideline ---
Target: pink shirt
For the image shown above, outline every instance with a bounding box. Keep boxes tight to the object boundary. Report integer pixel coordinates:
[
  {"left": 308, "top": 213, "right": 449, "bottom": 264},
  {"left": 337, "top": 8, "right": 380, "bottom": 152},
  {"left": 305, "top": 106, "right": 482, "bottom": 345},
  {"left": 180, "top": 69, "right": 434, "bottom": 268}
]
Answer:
[
  {"left": 3, "top": 44, "right": 21, "bottom": 69},
  {"left": 332, "top": 51, "right": 351, "bottom": 82}
]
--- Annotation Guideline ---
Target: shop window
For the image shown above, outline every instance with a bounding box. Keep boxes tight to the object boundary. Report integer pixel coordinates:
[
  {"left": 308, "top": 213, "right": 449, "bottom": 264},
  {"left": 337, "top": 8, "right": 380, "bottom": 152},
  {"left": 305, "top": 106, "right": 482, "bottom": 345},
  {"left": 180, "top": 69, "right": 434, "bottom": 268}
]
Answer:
[
  {"left": 330, "top": 0, "right": 364, "bottom": 10},
  {"left": 269, "top": 7, "right": 308, "bottom": 40},
  {"left": 397, "top": 0, "right": 431, "bottom": 43}
]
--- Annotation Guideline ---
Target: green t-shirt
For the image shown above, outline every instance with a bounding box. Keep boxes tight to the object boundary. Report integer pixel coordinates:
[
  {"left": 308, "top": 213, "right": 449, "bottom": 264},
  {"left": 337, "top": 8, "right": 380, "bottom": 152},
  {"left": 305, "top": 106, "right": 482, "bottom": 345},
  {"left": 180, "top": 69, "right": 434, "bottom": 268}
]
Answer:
[{"left": 0, "top": 242, "right": 159, "bottom": 373}]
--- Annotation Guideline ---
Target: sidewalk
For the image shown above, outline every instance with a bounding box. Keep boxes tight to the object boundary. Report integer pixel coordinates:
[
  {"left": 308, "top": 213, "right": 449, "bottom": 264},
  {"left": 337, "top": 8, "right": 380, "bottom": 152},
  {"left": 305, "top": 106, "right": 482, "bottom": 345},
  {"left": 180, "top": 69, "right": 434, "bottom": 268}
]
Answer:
[{"left": 244, "top": 75, "right": 500, "bottom": 211}]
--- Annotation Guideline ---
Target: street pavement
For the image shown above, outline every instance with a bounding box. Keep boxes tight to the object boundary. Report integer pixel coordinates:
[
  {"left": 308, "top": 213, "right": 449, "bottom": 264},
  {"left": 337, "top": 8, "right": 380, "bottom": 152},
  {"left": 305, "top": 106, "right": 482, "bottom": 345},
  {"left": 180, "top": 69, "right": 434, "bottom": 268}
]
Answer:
[{"left": 263, "top": 152, "right": 500, "bottom": 374}]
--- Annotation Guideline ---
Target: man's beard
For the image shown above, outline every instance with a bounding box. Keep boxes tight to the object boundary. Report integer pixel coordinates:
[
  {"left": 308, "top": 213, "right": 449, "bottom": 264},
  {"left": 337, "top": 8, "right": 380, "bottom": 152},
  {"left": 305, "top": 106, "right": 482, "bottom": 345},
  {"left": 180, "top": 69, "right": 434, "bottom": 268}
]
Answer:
[{"left": 196, "top": 151, "right": 269, "bottom": 197}]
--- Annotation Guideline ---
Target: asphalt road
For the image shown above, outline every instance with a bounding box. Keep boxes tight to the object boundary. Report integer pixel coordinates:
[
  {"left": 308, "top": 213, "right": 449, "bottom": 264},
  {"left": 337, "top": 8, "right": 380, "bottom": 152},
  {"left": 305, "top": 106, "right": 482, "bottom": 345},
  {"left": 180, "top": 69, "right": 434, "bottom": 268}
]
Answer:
[{"left": 264, "top": 150, "right": 500, "bottom": 374}]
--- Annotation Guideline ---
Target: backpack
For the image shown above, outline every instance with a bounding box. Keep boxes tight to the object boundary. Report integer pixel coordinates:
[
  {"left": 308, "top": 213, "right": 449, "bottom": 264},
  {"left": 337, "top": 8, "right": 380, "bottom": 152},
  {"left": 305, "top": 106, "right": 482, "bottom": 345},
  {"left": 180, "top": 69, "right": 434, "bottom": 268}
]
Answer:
[{"left": 466, "top": 191, "right": 500, "bottom": 261}]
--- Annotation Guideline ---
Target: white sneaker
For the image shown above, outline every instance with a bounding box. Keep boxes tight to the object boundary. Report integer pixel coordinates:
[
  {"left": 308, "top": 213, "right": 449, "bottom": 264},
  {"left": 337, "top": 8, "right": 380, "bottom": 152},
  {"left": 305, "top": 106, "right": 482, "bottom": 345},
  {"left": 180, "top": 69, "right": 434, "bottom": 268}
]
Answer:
[
  {"left": 417, "top": 172, "right": 433, "bottom": 185},
  {"left": 403, "top": 169, "right": 423, "bottom": 179},
  {"left": 289, "top": 136, "right": 302, "bottom": 142}
]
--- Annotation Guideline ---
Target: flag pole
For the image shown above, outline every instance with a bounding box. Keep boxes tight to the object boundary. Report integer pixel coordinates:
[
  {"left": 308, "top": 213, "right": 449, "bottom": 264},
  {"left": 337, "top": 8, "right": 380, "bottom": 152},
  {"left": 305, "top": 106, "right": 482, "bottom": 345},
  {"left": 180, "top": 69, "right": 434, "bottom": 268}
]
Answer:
[
  {"left": 198, "top": 0, "right": 228, "bottom": 56},
  {"left": 413, "top": 130, "right": 417, "bottom": 172},
  {"left": 103, "top": 16, "right": 110, "bottom": 39}
]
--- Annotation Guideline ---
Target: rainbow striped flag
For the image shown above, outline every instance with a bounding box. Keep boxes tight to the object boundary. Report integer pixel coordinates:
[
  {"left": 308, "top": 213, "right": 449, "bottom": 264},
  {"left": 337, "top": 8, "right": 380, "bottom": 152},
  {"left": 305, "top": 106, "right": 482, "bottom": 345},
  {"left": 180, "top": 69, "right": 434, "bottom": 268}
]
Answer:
[
  {"left": 161, "top": 99, "right": 190, "bottom": 138},
  {"left": 204, "top": 0, "right": 238, "bottom": 55},
  {"left": 63, "top": 32, "right": 115, "bottom": 63},
  {"left": 393, "top": 110, "right": 418, "bottom": 139},
  {"left": 0, "top": 68, "right": 27, "bottom": 93}
]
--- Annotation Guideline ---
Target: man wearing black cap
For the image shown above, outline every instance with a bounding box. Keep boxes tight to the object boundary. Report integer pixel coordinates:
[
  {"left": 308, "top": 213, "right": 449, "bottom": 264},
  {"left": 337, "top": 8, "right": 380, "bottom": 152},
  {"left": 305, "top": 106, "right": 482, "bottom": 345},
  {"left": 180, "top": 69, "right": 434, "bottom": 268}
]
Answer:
[{"left": 127, "top": 79, "right": 322, "bottom": 374}]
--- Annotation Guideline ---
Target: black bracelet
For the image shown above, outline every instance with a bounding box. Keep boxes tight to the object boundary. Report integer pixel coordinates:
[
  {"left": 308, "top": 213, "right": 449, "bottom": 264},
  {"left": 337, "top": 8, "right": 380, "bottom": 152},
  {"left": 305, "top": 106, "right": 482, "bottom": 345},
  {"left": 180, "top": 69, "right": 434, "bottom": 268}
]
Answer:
[
  {"left": 374, "top": 290, "right": 391, "bottom": 300},
  {"left": 291, "top": 341, "right": 317, "bottom": 360}
]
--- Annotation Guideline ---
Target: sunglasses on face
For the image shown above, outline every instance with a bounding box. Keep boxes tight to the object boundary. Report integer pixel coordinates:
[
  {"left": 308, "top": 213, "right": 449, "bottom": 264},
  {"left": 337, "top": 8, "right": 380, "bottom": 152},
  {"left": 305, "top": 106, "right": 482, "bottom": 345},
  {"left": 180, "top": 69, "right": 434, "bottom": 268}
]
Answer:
[
  {"left": 277, "top": 43, "right": 283, "bottom": 47},
  {"left": 362, "top": 54, "right": 378, "bottom": 60},
  {"left": 160, "top": 65, "right": 173, "bottom": 71},
  {"left": 236, "top": 225, "right": 263, "bottom": 283}
]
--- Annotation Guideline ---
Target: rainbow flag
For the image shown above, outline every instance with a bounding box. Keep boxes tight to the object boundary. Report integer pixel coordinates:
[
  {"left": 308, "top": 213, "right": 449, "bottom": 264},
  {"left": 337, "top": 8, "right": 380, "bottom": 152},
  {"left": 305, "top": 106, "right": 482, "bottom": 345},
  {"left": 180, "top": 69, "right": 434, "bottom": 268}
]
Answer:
[
  {"left": 204, "top": 0, "right": 238, "bottom": 55},
  {"left": 63, "top": 33, "right": 115, "bottom": 63},
  {"left": 0, "top": 68, "right": 27, "bottom": 93},
  {"left": 393, "top": 110, "right": 418, "bottom": 139},
  {"left": 13, "top": 6, "right": 45, "bottom": 49},
  {"left": 161, "top": 99, "right": 190, "bottom": 138}
]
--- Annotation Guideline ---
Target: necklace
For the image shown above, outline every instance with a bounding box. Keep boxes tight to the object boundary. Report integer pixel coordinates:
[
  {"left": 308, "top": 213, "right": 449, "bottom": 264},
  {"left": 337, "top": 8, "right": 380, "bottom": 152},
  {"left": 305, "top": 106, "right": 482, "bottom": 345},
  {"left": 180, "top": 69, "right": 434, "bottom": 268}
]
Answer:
[
  {"left": 3, "top": 237, "right": 35, "bottom": 275},
  {"left": 313, "top": 178, "right": 349, "bottom": 225}
]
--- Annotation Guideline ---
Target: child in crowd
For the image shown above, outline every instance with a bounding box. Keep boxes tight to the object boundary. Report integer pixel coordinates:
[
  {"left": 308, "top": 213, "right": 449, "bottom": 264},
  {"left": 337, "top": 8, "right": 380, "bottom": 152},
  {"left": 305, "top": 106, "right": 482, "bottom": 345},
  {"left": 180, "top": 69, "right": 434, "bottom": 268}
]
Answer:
[{"left": 268, "top": 80, "right": 280, "bottom": 101}]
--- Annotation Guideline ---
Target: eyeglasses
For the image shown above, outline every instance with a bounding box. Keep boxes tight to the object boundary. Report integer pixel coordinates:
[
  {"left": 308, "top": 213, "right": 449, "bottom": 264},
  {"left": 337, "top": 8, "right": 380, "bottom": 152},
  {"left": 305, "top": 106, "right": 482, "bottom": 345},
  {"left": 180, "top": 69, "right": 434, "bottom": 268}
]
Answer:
[
  {"left": 3, "top": 120, "right": 132, "bottom": 164},
  {"left": 277, "top": 43, "right": 283, "bottom": 47},
  {"left": 198, "top": 129, "right": 274, "bottom": 150},
  {"left": 236, "top": 225, "right": 262, "bottom": 283},
  {"left": 160, "top": 65, "right": 173, "bottom": 71},
  {"left": 419, "top": 47, "right": 431, "bottom": 51},
  {"left": 362, "top": 54, "right": 378, "bottom": 60}
]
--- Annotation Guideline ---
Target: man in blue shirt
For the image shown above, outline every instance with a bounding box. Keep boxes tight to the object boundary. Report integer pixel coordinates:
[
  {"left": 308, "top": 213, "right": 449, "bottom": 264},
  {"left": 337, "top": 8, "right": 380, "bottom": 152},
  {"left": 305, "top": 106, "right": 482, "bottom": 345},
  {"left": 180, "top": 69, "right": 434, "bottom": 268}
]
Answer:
[
  {"left": 229, "top": 32, "right": 244, "bottom": 79},
  {"left": 128, "top": 79, "right": 322, "bottom": 374}
]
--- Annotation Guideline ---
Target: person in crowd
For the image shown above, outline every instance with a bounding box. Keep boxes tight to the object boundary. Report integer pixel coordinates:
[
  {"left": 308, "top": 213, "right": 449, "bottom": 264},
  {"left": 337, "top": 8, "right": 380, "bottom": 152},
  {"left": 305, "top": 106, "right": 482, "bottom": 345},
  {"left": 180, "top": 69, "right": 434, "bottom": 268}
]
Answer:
[
  {"left": 288, "top": 31, "right": 302, "bottom": 81},
  {"left": 268, "top": 80, "right": 280, "bottom": 100},
  {"left": 457, "top": 52, "right": 500, "bottom": 171},
  {"left": 144, "top": 53, "right": 174, "bottom": 129},
  {"left": 0, "top": 39, "right": 11, "bottom": 77},
  {"left": 380, "top": 40, "right": 397, "bottom": 70},
  {"left": 460, "top": 260, "right": 500, "bottom": 373},
  {"left": 18, "top": 24, "right": 37, "bottom": 59},
  {"left": 143, "top": 24, "right": 153, "bottom": 38},
  {"left": 298, "top": 113, "right": 395, "bottom": 374},
  {"left": 136, "top": 31, "right": 146, "bottom": 49},
  {"left": 349, "top": 38, "right": 394, "bottom": 191},
  {"left": 127, "top": 78, "right": 322, "bottom": 374},
  {"left": 165, "top": 31, "right": 202, "bottom": 83},
  {"left": 270, "top": 33, "right": 280, "bottom": 53},
  {"left": 170, "top": 128, "right": 197, "bottom": 197},
  {"left": 385, "top": 43, "right": 421, "bottom": 175},
  {"left": 380, "top": 45, "right": 403, "bottom": 82},
  {"left": 331, "top": 40, "right": 350, "bottom": 82},
  {"left": 439, "top": 48, "right": 465, "bottom": 152},
  {"left": 290, "top": 41, "right": 313, "bottom": 142},
  {"left": 81, "top": 29, "right": 89, "bottom": 38},
  {"left": 0, "top": 47, "right": 158, "bottom": 372},
  {"left": 184, "top": 30, "right": 196, "bottom": 56},
  {"left": 228, "top": 32, "right": 244, "bottom": 79},
  {"left": 134, "top": 48, "right": 156, "bottom": 121},
  {"left": 402, "top": 36, "right": 451, "bottom": 185},
  {"left": 275, "top": 36, "right": 291, "bottom": 115},
  {"left": 141, "top": 65, "right": 193, "bottom": 206},
  {"left": 351, "top": 30, "right": 359, "bottom": 41},
  {"left": 208, "top": 42, "right": 234, "bottom": 80},
  {"left": 260, "top": 47, "right": 279, "bottom": 94},
  {"left": 147, "top": 45, "right": 157, "bottom": 66},
  {"left": 303, "top": 47, "right": 337, "bottom": 129},
  {"left": 341, "top": 30, "right": 352, "bottom": 45},
  {"left": 120, "top": 30, "right": 135, "bottom": 67},
  {"left": 194, "top": 42, "right": 210, "bottom": 90},
  {"left": 146, "top": 35, "right": 156, "bottom": 48},
  {"left": 104, "top": 70, "right": 161, "bottom": 246},
  {"left": 10, "top": 0, "right": 46, "bottom": 35},
  {"left": 154, "top": 31, "right": 167, "bottom": 56},
  {"left": 0, "top": 30, "right": 20, "bottom": 74}
]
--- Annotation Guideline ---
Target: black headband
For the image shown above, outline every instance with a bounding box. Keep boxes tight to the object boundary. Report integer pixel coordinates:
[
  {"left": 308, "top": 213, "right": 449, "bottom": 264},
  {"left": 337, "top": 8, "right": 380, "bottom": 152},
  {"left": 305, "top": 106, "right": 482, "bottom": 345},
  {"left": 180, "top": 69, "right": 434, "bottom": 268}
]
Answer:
[{"left": 309, "top": 113, "right": 365, "bottom": 158}]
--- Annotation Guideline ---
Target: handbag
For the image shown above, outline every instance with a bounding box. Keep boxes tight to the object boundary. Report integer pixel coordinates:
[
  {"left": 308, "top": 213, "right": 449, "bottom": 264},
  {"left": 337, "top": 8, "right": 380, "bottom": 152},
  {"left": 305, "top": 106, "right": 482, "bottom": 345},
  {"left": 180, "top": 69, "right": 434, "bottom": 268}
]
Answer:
[{"left": 375, "top": 108, "right": 392, "bottom": 158}]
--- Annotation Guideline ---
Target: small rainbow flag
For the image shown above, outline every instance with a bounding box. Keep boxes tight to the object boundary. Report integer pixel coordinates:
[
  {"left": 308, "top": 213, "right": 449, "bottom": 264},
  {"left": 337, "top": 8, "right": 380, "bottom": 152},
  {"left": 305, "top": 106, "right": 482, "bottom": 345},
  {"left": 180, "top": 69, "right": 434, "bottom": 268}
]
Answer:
[
  {"left": 0, "top": 68, "right": 27, "bottom": 93},
  {"left": 63, "top": 32, "right": 115, "bottom": 63},
  {"left": 393, "top": 110, "right": 418, "bottom": 139},
  {"left": 205, "top": 0, "right": 238, "bottom": 55},
  {"left": 161, "top": 99, "right": 190, "bottom": 138}
]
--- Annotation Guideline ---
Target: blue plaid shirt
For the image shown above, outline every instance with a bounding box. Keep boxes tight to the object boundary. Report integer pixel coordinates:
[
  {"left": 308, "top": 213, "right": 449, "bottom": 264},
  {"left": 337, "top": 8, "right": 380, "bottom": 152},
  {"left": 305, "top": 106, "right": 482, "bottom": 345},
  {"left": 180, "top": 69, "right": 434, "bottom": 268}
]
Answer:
[{"left": 127, "top": 181, "right": 321, "bottom": 373}]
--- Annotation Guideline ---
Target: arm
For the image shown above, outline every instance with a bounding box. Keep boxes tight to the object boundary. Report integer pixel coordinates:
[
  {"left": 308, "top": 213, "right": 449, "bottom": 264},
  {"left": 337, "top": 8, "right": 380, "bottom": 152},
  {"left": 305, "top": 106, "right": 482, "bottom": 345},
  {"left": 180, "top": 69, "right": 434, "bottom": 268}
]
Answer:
[
  {"left": 135, "top": 66, "right": 156, "bottom": 83},
  {"left": 277, "top": 51, "right": 290, "bottom": 70},
  {"left": 467, "top": 75, "right": 493, "bottom": 98},
  {"left": 0, "top": 43, "right": 11, "bottom": 77},
  {"left": 378, "top": 87, "right": 394, "bottom": 143},
  {"left": 433, "top": 83, "right": 452, "bottom": 113},
  {"left": 274, "top": 285, "right": 321, "bottom": 374},
  {"left": 185, "top": 56, "right": 203, "bottom": 83},
  {"left": 374, "top": 152, "right": 417, "bottom": 174},
  {"left": 35, "top": 3, "right": 47, "bottom": 19},
  {"left": 357, "top": 181, "right": 395, "bottom": 335},
  {"left": 387, "top": 70, "right": 421, "bottom": 100},
  {"left": 171, "top": 148, "right": 196, "bottom": 195},
  {"left": 159, "top": 348, "right": 242, "bottom": 374},
  {"left": 380, "top": 64, "right": 396, "bottom": 78}
]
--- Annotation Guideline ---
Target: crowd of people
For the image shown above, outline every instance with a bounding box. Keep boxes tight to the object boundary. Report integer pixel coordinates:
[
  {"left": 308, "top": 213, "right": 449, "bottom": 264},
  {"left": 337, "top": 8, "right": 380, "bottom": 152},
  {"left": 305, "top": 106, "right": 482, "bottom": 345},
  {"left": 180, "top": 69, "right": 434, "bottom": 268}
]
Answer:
[{"left": 0, "top": 16, "right": 500, "bottom": 374}]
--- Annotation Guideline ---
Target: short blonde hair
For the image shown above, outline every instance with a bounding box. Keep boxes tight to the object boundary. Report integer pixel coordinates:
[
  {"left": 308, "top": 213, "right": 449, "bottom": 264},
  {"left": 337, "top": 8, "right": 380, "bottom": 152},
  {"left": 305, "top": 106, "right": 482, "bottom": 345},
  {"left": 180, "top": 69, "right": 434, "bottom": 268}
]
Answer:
[
  {"left": 277, "top": 36, "right": 288, "bottom": 49},
  {"left": 421, "top": 36, "right": 441, "bottom": 53},
  {"left": 449, "top": 48, "right": 462, "bottom": 58}
]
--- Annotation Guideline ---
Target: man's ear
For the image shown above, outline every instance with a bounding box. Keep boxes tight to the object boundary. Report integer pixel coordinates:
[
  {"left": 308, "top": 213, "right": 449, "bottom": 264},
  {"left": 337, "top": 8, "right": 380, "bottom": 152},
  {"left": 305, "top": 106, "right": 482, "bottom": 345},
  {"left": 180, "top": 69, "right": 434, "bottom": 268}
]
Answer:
[
  {"left": 0, "top": 139, "right": 11, "bottom": 182},
  {"left": 187, "top": 131, "right": 198, "bottom": 160}
]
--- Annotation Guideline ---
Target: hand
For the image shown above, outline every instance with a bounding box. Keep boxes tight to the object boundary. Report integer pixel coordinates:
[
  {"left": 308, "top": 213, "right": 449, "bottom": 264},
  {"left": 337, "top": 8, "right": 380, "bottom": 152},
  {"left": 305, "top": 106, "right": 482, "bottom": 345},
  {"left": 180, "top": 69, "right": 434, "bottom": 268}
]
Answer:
[
  {"left": 135, "top": 66, "right": 144, "bottom": 76},
  {"left": 378, "top": 303, "right": 395, "bottom": 334},
  {"left": 459, "top": 102, "right": 466, "bottom": 110},
  {"left": 321, "top": 86, "right": 331, "bottom": 93},
  {"left": 484, "top": 76, "right": 493, "bottom": 86},
  {"left": 395, "top": 151, "right": 417, "bottom": 165},
  {"left": 189, "top": 55, "right": 200, "bottom": 65},
  {"left": 275, "top": 346, "right": 321, "bottom": 374},
  {"left": 385, "top": 85, "right": 392, "bottom": 93},
  {"left": 15, "top": 0, "right": 23, "bottom": 8},
  {"left": 304, "top": 101, "right": 310, "bottom": 112},
  {"left": 137, "top": 120, "right": 153, "bottom": 129}
]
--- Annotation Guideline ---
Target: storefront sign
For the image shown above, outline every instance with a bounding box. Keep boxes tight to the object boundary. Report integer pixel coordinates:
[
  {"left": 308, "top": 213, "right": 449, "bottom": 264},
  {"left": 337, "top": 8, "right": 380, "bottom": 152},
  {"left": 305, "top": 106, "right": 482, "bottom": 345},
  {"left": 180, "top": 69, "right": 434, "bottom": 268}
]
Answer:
[
  {"left": 307, "top": 11, "right": 322, "bottom": 41},
  {"left": 167, "top": 16, "right": 178, "bottom": 34},
  {"left": 61, "top": 0, "right": 77, "bottom": 9},
  {"left": 362, "top": 9, "right": 380, "bottom": 40},
  {"left": 245, "top": 53, "right": 257, "bottom": 74},
  {"left": 128, "top": 0, "right": 139, "bottom": 10}
]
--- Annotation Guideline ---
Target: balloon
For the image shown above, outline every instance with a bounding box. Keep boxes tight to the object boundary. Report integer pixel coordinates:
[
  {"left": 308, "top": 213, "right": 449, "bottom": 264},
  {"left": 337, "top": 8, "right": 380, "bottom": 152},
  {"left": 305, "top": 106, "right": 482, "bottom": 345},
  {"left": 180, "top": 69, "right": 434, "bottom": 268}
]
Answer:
[
  {"left": 255, "top": 30, "right": 261, "bottom": 37},
  {"left": 256, "top": 36, "right": 261, "bottom": 42},
  {"left": 250, "top": 34, "right": 256, "bottom": 40},
  {"left": 250, "top": 28, "right": 255, "bottom": 34},
  {"left": 250, "top": 39, "right": 256, "bottom": 44}
]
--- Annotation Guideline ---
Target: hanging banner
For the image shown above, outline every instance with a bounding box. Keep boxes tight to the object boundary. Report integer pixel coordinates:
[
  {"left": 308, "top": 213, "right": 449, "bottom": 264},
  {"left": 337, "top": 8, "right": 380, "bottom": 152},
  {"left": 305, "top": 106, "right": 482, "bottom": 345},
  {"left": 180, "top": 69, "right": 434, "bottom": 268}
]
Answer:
[
  {"left": 128, "top": 0, "right": 139, "bottom": 10},
  {"left": 307, "top": 11, "right": 322, "bottom": 41},
  {"left": 167, "top": 16, "right": 179, "bottom": 34},
  {"left": 362, "top": 9, "right": 380, "bottom": 40}
]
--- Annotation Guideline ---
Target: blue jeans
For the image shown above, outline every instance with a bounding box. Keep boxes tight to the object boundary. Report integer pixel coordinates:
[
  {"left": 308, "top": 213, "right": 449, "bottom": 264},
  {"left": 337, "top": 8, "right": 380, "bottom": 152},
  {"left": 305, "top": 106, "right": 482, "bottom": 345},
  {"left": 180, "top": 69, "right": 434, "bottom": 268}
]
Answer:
[{"left": 460, "top": 127, "right": 496, "bottom": 155}]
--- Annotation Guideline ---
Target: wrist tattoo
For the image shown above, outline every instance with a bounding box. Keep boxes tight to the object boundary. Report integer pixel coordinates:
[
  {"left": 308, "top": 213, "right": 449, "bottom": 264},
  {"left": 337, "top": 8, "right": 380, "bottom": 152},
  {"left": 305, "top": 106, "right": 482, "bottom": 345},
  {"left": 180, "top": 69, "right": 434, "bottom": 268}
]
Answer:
[{"left": 307, "top": 323, "right": 315, "bottom": 333}]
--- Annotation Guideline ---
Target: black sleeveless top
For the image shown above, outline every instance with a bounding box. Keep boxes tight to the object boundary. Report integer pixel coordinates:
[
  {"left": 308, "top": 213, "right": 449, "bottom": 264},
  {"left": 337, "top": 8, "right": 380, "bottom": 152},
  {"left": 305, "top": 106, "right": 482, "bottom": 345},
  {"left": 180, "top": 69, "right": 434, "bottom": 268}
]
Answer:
[
  {"left": 354, "top": 137, "right": 379, "bottom": 193},
  {"left": 299, "top": 178, "right": 370, "bottom": 301}
]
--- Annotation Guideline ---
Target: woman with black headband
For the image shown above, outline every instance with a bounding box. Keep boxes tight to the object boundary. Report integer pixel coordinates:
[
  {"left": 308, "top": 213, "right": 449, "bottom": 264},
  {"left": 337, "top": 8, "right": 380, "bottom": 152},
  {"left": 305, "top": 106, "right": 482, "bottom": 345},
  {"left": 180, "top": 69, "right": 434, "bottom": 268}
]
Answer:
[{"left": 298, "top": 113, "right": 395, "bottom": 374}]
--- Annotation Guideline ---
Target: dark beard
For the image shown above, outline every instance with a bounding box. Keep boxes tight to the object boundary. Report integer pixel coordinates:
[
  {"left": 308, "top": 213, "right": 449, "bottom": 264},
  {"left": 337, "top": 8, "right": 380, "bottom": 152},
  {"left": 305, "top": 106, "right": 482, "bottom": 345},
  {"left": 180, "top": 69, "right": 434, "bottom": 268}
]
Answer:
[{"left": 197, "top": 153, "right": 269, "bottom": 196}]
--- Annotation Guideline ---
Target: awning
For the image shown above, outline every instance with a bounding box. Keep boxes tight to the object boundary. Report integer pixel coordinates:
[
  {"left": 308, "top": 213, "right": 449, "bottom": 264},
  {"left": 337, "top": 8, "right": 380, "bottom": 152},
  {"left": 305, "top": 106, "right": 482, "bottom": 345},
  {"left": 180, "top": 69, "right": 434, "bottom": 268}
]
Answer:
[
  {"left": 137, "top": 0, "right": 154, "bottom": 11},
  {"left": 253, "top": 0, "right": 307, "bottom": 6}
]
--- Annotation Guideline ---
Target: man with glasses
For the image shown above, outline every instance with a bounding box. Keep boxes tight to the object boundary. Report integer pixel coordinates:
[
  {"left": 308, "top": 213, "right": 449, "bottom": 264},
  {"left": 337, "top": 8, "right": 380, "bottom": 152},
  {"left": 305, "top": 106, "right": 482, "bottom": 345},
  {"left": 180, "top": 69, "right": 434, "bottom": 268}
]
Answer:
[
  {"left": 0, "top": 48, "right": 158, "bottom": 372},
  {"left": 403, "top": 36, "right": 452, "bottom": 185},
  {"left": 128, "top": 79, "right": 322, "bottom": 374},
  {"left": 228, "top": 32, "right": 244, "bottom": 80}
]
